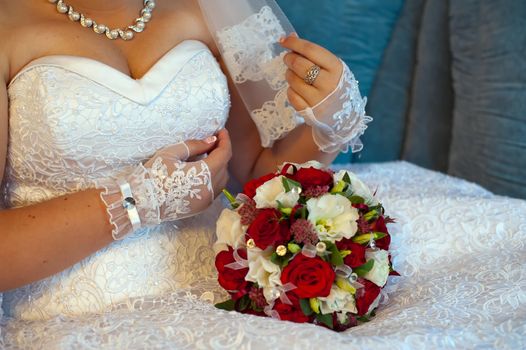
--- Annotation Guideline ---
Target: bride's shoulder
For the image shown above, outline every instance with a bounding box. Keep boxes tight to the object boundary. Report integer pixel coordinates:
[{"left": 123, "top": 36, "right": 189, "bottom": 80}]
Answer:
[{"left": 165, "top": 0, "right": 219, "bottom": 56}]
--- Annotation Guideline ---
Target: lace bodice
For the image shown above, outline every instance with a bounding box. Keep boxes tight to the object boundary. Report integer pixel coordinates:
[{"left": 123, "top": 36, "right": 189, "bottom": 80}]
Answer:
[
  {"left": 3, "top": 40, "right": 229, "bottom": 208},
  {"left": 1, "top": 40, "right": 230, "bottom": 319}
]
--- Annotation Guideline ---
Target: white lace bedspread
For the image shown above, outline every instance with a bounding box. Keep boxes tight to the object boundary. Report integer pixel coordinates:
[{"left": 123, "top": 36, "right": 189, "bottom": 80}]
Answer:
[{"left": 1, "top": 161, "right": 525, "bottom": 349}]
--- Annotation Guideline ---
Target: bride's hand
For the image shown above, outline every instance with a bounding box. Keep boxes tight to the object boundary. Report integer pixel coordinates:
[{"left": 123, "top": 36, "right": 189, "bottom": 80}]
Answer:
[
  {"left": 98, "top": 129, "right": 232, "bottom": 239},
  {"left": 280, "top": 34, "right": 343, "bottom": 111},
  {"left": 145, "top": 129, "right": 232, "bottom": 202}
]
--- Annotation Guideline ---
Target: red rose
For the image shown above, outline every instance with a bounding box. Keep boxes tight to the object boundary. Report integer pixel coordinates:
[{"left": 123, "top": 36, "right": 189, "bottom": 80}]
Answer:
[
  {"left": 247, "top": 209, "right": 290, "bottom": 249},
  {"left": 355, "top": 279, "right": 381, "bottom": 316},
  {"left": 243, "top": 173, "right": 277, "bottom": 198},
  {"left": 371, "top": 216, "right": 391, "bottom": 250},
  {"left": 336, "top": 239, "right": 366, "bottom": 268},
  {"left": 215, "top": 248, "right": 249, "bottom": 300},
  {"left": 289, "top": 167, "right": 333, "bottom": 191},
  {"left": 281, "top": 254, "right": 335, "bottom": 299},
  {"left": 273, "top": 294, "right": 310, "bottom": 323}
]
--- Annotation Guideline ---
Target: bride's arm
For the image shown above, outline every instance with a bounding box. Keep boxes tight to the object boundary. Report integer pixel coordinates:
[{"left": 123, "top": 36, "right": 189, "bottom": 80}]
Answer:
[
  {"left": 0, "top": 77, "right": 116, "bottom": 290},
  {"left": 225, "top": 35, "right": 342, "bottom": 182}
]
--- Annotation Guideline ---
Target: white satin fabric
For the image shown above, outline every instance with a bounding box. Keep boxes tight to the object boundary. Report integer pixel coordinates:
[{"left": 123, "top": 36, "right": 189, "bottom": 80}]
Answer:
[{"left": 1, "top": 39, "right": 525, "bottom": 349}]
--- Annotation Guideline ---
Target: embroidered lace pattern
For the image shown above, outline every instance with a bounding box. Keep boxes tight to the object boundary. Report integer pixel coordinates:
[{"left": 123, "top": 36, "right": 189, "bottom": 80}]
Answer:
[
  {"left": 0, "top": 46, "right": 230, "bottom": 319},
  {"left": 297, "top": 61, "right": 373, "bottom": 153},
  {"left": 216, "top": 5, "right": 300, "bottom": 147},
  {"left": 216, "top": 6, "right": 286, "bottom": 86}
]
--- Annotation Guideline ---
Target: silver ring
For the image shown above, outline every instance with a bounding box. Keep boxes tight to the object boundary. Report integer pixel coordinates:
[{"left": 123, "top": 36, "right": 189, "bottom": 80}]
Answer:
[{"left": 304, "top": 64, "right": 321, "bottom": 85}]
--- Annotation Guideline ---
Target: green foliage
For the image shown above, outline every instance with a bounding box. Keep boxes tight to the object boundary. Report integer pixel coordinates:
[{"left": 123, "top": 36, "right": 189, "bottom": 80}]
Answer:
[
  {"left": 299, "top": 298, "right": 314, "bottom": 316},
  {"left": 287, "top": 242, "right": 301, "bottom": 254},
  {"left": 237, "top": 295, "right": 251, "bottom": 312},
  {"left": 363, "top": 209, "right": 379, "bottom": 221},
  {"left": 352, "top": 232, "right": 387, "bottom": 245},
  {"left": 270, "top": 252, "right": 292, "bottom": 268},
  {"left": 342, "top": 172, "right": 352, "bottom": 184},
  {"left": 282, "top": 177, "right": 301, "bottom": 193},
  {"left": 316, "top": 313, "right": 334, "bottom": 329},
  {"left": 323, "top": 241, "right": 344, "bottom": 266},
  {"left": 222, "top": 189, "right": 239, "bottom": 209},
  {"left": 354, "top": 259, "right": 375, "bottom": 277},
  {"left": 215, "top": 299, "right": 235, "bottom": 311}
]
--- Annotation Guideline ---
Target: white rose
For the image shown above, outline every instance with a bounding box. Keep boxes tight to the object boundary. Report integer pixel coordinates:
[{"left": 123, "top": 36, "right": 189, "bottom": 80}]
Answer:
[
  {"left": 318, "top": 284, "right": 357, "bottom": 315},
  {"left": 366, "top": 293, "right": 381, "bottom": 315},
  {"left": 363, "top": 249, "right": 390, "bottom": 287},
  {"left": 214, "top": 209, "right": 245, "bottom": 253},
  {"left": 306, "top": 194, "right": 359, "bottom": 243},
  {"left": 245, "top": 248, "right": 282, "bottom": 303},
  {"left": 335, "top": 170, "right": 378, "bottom": 206},
  {"left": 253, "top": 175, "right": 299, "bottom": 209}
]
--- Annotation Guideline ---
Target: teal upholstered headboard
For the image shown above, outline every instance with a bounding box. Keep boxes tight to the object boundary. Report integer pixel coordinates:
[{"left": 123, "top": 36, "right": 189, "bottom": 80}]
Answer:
[{"left": 278, "top": 0, "right": 526, "bottom": 199}]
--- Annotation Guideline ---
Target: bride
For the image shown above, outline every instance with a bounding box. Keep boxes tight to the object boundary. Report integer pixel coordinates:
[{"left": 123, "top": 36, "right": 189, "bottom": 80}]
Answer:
[{"left": 0, "top": 0, "right": 368, "bottom": 320}]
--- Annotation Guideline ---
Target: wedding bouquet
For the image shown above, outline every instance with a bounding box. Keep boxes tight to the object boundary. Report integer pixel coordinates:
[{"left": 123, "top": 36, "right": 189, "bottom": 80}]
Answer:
[{"left": 214, "top": 161, "right": 398, "bottom": 331}]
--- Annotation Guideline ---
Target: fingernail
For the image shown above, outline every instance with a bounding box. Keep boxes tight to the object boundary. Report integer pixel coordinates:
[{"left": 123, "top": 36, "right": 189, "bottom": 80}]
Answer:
[
  {"left": 290, "top": 32, "right": 298, "bottom": 38},
  {"left": 279, "top": 36, "right": 286, "bottom": 43},
  {"left": 205, "top": 136, "right": 217, "bottom": 144}
]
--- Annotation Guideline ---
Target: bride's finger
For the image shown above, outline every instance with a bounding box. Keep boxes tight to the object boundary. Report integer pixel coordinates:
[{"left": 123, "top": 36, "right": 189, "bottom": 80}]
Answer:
[
  {"left": 287, "top": 87, "right": 309, "bottom": 111},
  {"left": 285, "top": 68, "right": 316, "bottom": 95},
  {"left": 280, "top": 34, "right": 340, "bottom": 72},
  {"left": 286, "top": 69, "right": 325, "bottom": 106},
  {"left": 184, "top": 137, "right": 218, "bottom": 159},
  {"left": 284, "top": 53, "right": 325, "bottom": 89},
  {"left": 205, "top": 129, "right": 232, "bottom": 171}
]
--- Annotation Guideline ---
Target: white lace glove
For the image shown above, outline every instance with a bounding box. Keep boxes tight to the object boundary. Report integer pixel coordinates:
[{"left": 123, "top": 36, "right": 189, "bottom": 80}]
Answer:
[
  {"left": 295, "top": 60, "right": 372, "bottom": 153},
  {"left": 97, "top": 140, "right": 223, "bottom": 240}
]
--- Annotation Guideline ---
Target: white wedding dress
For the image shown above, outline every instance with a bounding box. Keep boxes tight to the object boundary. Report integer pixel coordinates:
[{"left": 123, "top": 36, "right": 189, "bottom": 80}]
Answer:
[{"left": 1, "top": 40, "right": 525, "bottom": 349}]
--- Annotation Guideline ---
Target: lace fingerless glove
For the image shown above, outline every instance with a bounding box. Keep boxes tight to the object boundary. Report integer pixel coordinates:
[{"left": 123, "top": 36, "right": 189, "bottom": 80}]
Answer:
[
  {"left": 297, "top": 60, "right": 372, "bottom": 153},
  {"left": 97, "top": 143, "right": 214, "bottom": 240}
]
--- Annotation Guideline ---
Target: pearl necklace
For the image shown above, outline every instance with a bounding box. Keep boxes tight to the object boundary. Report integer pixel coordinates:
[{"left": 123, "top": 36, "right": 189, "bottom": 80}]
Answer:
[{"left": 48, "top": 0, "right": 156, "bottom": 41}]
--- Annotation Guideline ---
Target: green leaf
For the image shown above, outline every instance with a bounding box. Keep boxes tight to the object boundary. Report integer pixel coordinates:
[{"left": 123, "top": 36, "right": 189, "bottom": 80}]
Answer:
[
  {"left": 352, "top": 232, "right": 386, "bottom": 245},
  {"left": 363, "top": 210, "right": 379, "bottom": 222},
  {"left": 299, "top": 298, "right": 314, "bottom": 316},
  {"left": 282, "top": 177, "right": 301, "bottom": 193},
  {"left": 270, "top": 252, "right": 293, "bottom": 268},
  {"left": 316, "top": 313, "right": 334, "bottom": 329},
  {"left": 298, "top": 206, "right": 308, "bottom": 219},
  {"left": 330, "top": 180, "right": 346, "bottom": 193},
  {"left": 373, "top": 232, "right": 387, "bottom": 240},
  {"left": 215, "top": 299, "right": 235, "bottom": 311},
  {"left": 342, "top": 172, "right": 352, "bottom": 184},
  {"left": 309, "top": 298, "right": 320, "bottom": 314},
  {"left": 222, "top": 189, "right": 239, "bottom": 209},
  {"left": 237, "top": 295, "right": 251, "bottom": 312},
  {"left": 287, "top": 242, "right": 301, "bottom": 254},
  {"left": 323, "top": 240, "right": 344, "bottom": 266},
  {"left": 270, "top": 252, "right": 280, "bottom": 266},
  {"left": 356, "top": 315, "right": 372, "bottom": 323},
  {"left": 349, "top": 195, "right": 365, "bottom": 204},
  {"left": 276, "top": 201, "right": 292, "bottom": 217},
  {"left": 340, "top": 250, "right": 351, "bottom": 258},
  {"left": 354, "top": 259, "right": 375, "bottom": 277}
]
